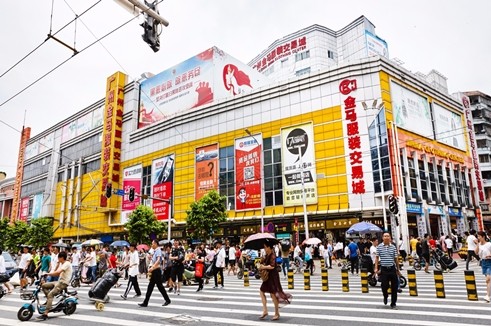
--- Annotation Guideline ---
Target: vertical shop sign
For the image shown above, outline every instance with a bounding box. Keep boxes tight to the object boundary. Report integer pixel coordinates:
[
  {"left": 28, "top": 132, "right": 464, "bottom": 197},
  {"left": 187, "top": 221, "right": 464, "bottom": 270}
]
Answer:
[
  {"left": 340, "top": 79, "right": 365, "bottom": 194},
  {"left": 19, "top": 197, "right": 30, "bottom": 221},
  {"left": 121, "top": 164, "right": 143, "bottom": 224},
  {"left": 281, "top": 123, "right": 318, "bottom": 206},
  {"left": 152, "top": 155, "right": 174, "bottom": 220},
  {"left": 12, "top": 127, "right": 30, "bottom": 222},
  {"left": 195, "top": 144, "right": 219, "bottom": 200},
  {"left": 234, "top": 135, "right": 263, "bottom": 211},
  {"left": 100, "top": 72, "right": 126, "bottom": 207}
]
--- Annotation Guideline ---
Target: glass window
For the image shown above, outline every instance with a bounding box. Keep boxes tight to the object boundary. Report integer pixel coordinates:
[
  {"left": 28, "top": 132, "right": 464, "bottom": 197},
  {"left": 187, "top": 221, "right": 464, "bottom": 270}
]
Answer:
[
  {"left": 437, "top": 165, "right": 446, "bottom": 204},
  {"left": 369, "top": 109, "right": 392, "bottom": 194},
  {"left": 428, "top": 162, "right": 438, "bottom": 202},
  {"left": 219, "top": 146, "right": 235, "bottom": 210},
  {"left": 419, "top": 161, "right": 428, "bottom": 201},
  {"left": 263, "top": 137, "right": 283, "bottom": 207}
]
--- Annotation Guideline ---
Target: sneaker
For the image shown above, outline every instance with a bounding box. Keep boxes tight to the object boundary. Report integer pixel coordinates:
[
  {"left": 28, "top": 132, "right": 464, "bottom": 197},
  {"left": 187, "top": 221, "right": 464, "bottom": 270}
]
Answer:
[
  {"left": 120, "top": 295, "right": 127, "bottom": 300},
  {"left": 37, "top": 315, "right": 48, "bottom": 320},
  {"left": 397, "top": 288, "right": 402, "bottom": 293},
  {"left": 390, "top": 304, "right": 397, "bottom": 310},
  {"left": 383, "top": 297, "right": 387, "bottom": 305},
  {"left": 173, "top": 287, "right": 177, "bottom": 294},
  {"left": 138, "top": 303, "right": 148, "bottom": 307},
  {"left": 177, "top": 290, "right": 180, "bottom": 295},
  {"left": 220, "top": 286, "right": 224, "bottom": 289},
  {"left": 484, "top": 295, "right": 490, "bottom": 303},
  {"left": 212, "top": 286, "right": 218, "bottom": 289}
]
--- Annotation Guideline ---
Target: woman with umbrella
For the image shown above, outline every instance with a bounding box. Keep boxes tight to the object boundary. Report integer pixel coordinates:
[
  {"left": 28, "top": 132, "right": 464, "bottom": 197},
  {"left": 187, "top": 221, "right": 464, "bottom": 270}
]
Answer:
[
  {"left": 258, "top": 238, "right": 292, "bottom": 321},
  {"left": 137, "top": 245, "right": 149, "bottom": 278}
]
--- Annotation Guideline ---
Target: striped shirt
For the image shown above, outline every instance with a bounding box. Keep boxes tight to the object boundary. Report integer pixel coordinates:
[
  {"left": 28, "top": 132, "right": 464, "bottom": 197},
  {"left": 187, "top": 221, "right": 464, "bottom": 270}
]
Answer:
[{"left": 376, "top": 243, "right": 398, "bottom": 267}]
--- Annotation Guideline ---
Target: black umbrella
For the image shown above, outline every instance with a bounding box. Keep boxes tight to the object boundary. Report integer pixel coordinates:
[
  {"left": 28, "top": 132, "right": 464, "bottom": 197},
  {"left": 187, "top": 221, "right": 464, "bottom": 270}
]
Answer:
[{"left": 243, "top": 233, "right": 278, "bottom": 250}]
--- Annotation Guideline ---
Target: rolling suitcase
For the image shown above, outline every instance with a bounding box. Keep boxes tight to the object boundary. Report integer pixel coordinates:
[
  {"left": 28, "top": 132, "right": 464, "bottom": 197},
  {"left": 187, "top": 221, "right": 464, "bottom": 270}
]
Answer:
[{"left": 441, "top": 254, "right": 458, "bottom": 270}]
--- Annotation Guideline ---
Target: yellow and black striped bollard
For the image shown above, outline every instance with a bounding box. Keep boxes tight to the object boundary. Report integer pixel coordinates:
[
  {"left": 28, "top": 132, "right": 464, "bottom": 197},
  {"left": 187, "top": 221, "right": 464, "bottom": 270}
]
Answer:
[
  {"left": 304, "top": 270, "right": 311, "bottom": 290},
  {"left": 288, "top": 268, "right": 294, "bottom": 289},
  {"left": 243, "top": 270, "right": 249, "bottom": 287},
  {"left": 464, "top": 270, "right": 478, "bottom": 301},
  {"left": 360, "top": 268, "right": 369, "bottom": 293},
  {"left": 320, "top": 258, "right": 325, "bottom": 269},
  {"left": 398, "top": 255, "right": 403, "bottom": 268},
  {"left": 433, "top": 270, "right": 445, "bottom": 298},
  {"left": 407, "top": 269, "right": 418, "bottom": 296},
  {"left": 321, "top": 268, "right": 329, "bottom": 291},
  {"left": 341, "top": 268, "right": 349, "bottom": 292}
]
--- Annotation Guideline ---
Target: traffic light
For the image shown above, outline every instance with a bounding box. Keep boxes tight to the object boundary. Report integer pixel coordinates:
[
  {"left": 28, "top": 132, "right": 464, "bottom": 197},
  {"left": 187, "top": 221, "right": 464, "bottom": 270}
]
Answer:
[
  {"left": 105, "top": 183, "right": 112, "bottom": 198},
  {"left": 387, "top": 195, "right": 399, "bottom": 215},
  {"left": 141, "top": 1, "right": 160, "bottom": 52},
  {"left": 129, "top": 187, "right": 135, "bottom": 202}
]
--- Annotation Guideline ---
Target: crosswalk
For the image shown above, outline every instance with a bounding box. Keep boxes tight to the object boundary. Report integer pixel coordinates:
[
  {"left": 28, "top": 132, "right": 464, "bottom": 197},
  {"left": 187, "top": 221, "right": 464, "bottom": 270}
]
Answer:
[{"left": 0, "top": 261, "right": 489, "bottom": 326}]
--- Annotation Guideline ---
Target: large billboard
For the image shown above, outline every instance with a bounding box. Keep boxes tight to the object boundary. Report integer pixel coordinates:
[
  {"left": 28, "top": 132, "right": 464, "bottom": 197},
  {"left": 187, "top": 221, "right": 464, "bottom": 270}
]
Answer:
[
  {"left": 234, "top": 135, "right": 263, "bottom": 211},
  {"left": 281, "top": 123, "right": 318, "bottom": 206},
  {"left": 365, "top": 30, "right": 389, "bottom": 58},
  {"left": 433, "top": 103, "right": 465, "bottom": 150},
  {"left": 138, "top": 47, "right": 270, "bottom": 129},
  {"left": 152, "top": 155, "right": 174, "bottom": 221},
  {"left": 391, "top": 81, "right": 433, "bottom": 139},
  {"left": 195, "top": 144, "right": 219, "bottom": 200},
  {"left": 121, "top": 164, "right": 143, "bottom": 224}
]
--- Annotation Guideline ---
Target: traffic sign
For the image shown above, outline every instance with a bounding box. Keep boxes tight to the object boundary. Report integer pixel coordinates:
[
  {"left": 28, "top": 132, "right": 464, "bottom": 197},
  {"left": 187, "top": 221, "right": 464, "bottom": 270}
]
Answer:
[{"left": 115, "top": 189, "right": 125, "bottom": 196}]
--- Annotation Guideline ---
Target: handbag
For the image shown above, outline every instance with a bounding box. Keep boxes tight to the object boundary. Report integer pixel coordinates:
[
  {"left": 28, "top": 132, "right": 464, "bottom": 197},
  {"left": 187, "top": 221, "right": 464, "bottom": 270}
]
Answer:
[
  {"left": 259, "top": 269, "right": 269, "bottom": 282},
  {"left": 195, "top": 261, "right": 204, "bottom": 279}
]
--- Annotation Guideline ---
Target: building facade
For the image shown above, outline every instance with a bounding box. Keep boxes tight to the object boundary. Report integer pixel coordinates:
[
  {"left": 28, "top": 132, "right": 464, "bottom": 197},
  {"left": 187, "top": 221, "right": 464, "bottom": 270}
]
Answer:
[{"left": 13, "top": 17, "right": 484, "bottom": 247}]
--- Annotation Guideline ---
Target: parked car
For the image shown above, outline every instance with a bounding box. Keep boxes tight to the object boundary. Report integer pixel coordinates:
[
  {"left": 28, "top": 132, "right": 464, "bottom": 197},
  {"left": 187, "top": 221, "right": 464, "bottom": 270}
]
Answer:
[{"left": 2, "top": 251, "right": 19, "bottom": 277}]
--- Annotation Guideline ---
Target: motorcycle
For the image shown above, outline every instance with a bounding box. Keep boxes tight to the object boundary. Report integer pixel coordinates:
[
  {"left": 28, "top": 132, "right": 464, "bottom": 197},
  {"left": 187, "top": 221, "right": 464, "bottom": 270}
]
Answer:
[
  {"left": 70, "top": 263, "right": 94, "bottom": 288},
  {"left": 0, "top": 273, "right": 11, "bottom": 299},
  {"left": 17, "top": 276, "right": 78, "bottom": 321}
]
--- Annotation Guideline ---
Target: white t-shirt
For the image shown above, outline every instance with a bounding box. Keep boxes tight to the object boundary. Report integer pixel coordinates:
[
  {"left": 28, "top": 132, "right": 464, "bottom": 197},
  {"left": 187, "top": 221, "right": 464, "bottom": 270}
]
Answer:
[
  {"left": 229, "top": 247, "right": 236, "bottom": 261},
  {"left": 445, "top": 238, "right": 453, "bottom": 251},
  {"left": 477, "top": 242, "right": 491, "bottom": 260},
  {"left": 0, "top": 255, "right": 6, "bottom": 273},
  {"left": 319, "top": 244, "right": 325, "bottom": 257},
  {"left": 370, "top": 245, "right": 378, "bottom": 264},
  {"left": 50, "top": 253, "right": 59, "bottom": 273},
  {"left": 19, "top": 253, "right": 32, "bottom": 269},
  {"left": 215, "top": 247, "right": 226, "bottom": 268},
  {"left": 88, "top": 251, "right": 97, "bottom": 267},
  {"left": 467, "top": 235, "right": 478, "bottom": 251},
  {"left": 293, "top": 246, "right": 301, "bottom": 258},
  {"left": 129, "top": 251, "right": 139, "bottom": 276},
  {"left": 71, "top": 252, "right": 80, "bottom": 267}
]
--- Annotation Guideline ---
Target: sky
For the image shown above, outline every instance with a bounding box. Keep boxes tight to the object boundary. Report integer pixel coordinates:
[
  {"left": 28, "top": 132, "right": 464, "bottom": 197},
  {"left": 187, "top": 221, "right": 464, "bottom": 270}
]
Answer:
[{"left": 1, "top": 0, "right": 490, "bottom": 179}]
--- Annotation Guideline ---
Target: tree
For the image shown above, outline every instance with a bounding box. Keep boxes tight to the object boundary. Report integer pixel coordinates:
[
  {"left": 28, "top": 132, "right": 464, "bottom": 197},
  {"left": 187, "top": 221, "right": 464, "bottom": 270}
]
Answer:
[
  {"left": 4, "top": 220, "right": 29, "bottom": 252},
  {"left": 28, "top": 217, "right": 54, "bottom": 249},
  {"left": 0, "top": 217, "right": 10, "bottom": 249},
  {"left": 124, "top": 205, "right": 165, "bottom": 244},
  {"left": 186, "top": 190, "right": 227, "bottom": 241}
]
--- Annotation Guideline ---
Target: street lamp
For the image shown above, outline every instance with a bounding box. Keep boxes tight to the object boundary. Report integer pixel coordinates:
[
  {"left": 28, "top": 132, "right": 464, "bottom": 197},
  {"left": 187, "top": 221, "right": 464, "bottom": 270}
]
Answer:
[
  {"left": 245, "top": 129, "right": 264, "bottom": 233},
  {"left": 294, "top": 144, "right": 310, "bottom": 240}
]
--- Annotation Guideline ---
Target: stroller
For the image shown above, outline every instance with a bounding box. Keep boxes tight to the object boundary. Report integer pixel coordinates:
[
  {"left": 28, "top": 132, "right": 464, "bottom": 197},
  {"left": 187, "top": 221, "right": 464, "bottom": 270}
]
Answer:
[
  {"left": 432, "top": 248, "right": 458, "bottom": 272},
  {"left": 88, "top": 268, "right": 121, "bottom": 311}
]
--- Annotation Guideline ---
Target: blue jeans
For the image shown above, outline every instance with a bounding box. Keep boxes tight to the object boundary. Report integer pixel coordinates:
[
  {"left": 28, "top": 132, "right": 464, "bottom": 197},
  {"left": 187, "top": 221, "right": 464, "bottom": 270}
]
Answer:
[
  {"left": 281, "top": 258, "right": 290, "bottom": 276},
  {"left": 46, "top": 276, "right": 59, "bottom": 282},
  {"left": 88, "top": 266, "right": 97, "bottom": 282}
]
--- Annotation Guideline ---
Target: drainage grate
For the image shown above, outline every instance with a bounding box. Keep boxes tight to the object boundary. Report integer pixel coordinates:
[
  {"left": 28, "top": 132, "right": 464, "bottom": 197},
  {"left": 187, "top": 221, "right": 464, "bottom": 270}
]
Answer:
[
  {"left": 161, "top": 314, "right": 201, "bottom": 325},
  {"left": 196, "top": 297, "right": 223, "bottom": 301}
]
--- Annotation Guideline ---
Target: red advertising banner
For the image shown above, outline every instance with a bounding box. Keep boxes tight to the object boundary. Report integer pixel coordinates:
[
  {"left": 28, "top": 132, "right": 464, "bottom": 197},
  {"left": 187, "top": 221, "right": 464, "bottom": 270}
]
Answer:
[
  {"left": 152, "top": 155, "right": 174, "bottom": 221},
  {"left": 195, "top": 144, "right": 219, "bottom": 200},
  {"left": 19, "top": 197, "right": 30, "bottom": 221},
  {"left": 121, "top": 164, "right": 143, "bottom": 224},
  {"left": 235, "top": 135, "right": 263, "bottom": 211}
]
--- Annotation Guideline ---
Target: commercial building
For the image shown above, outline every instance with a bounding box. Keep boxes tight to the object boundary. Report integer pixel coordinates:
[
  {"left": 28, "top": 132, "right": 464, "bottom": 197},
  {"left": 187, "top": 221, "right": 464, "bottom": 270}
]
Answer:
[{"left": 13, "top": 16, "right": 484, "bottom": 246}]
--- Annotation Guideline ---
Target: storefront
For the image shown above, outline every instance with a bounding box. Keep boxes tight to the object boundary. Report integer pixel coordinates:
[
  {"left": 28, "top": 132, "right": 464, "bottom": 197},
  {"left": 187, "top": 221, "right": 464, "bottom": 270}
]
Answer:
[
  {"left": 325, "top": 217, "right": 359, "bottom": 243},
  {"left": 406, "top": 202, "right": 423, "bottom": 237},
  {"left": 426, "top": 204, "right": 447, "bottom": 238}
]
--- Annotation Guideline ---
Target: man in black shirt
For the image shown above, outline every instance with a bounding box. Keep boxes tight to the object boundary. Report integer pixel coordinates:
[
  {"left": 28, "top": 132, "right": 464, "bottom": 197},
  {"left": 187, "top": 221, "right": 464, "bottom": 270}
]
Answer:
[{"left": 421, "top": 234, "right": 430, "bottom": 273}]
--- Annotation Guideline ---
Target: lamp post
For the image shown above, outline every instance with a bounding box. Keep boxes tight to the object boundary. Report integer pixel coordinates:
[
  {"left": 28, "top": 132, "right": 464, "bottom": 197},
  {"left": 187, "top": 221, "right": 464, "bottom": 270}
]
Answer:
[
  {"left": 245, "top": 129, "right": 264, "bottom": 233},
  {"left": 296, "top": 145, "right": 309, "bottom": 240}
]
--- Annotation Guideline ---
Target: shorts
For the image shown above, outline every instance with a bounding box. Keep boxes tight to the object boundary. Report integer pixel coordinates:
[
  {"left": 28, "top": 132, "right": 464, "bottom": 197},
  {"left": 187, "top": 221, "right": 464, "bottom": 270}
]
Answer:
[
  {"left": 422, "top": 253, "right": 430, "bottom": 262},
  {"left": 171, "top": 265, "right": 184, "bottom": 282},
  {"left": 229, "top": 260, "right": 236, "bottom": 267},
  {"left": 481, "top": 259, "right": 491, "bottom": 276}
]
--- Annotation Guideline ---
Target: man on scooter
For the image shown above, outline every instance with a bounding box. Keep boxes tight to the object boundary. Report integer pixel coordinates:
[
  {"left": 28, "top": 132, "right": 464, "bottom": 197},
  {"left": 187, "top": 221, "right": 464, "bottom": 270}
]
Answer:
[{"left": 38, "top": 251, "right": 72, "bottom": 320}]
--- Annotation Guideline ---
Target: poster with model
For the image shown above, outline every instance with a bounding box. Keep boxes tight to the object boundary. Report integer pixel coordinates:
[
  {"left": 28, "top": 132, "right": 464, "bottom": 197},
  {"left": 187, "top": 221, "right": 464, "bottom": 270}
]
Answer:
[
  {"left": 151, "top": 155, "right": 175, "bottom": 221},
  {"left": 281, "top": 122, "right": 318, "bottom": 206},
  {"left": 234, "top": 134, "right": 263, "bottom": 211},
  {"left": 195, "top": 144, "right": 219, "bottom": 200},
  {"left": 433, "top": 103, "right": 465, "bottom": 150},
  {"left": 121, "top": 164, "right": 143, "bottom": 224}
]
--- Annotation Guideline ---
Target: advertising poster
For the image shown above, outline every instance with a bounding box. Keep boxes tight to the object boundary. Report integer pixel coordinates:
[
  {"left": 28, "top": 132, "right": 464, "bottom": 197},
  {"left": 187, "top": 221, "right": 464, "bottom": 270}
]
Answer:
[
  {"left": 365, "top": 30, "right": 389, "bottom": 58},
  {"left": 281, "top": 123, "right": 318, "bottom": 206},
  {"left": 121, "top": 164, "right": 143, "bottom": 224},
  {"left": 31, "top": 193, "right": 43, "bottom": 219},
  {"left": 433, "top": 103, "right": 465, "bottom": 150},
  {"left": 138, "top": 47, "right": 269, "bottom": 129},
  {"left": 391, "top": 81, "right": 434, "bottom": 139},
  {"left": 152, "top": 155, "right": 175, "bottom": 221},
  {"left": 234, "top": 135, "right": 263, "bottom": 211},
  {"left": 195, "top": 144, "right": 219, "bottom": 200},
  {"left": 38, "top": 132, "right": 54, "bottom": 155},
  {"left": 19, "top": 197, "right": 30, "bottom": 221}
]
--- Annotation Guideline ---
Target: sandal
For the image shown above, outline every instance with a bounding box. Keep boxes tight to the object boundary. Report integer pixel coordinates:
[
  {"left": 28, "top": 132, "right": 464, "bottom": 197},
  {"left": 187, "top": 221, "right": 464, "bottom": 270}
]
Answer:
[
  {"left": 271, "top": 315, "right": 280, "bottom": 321},
  {"left": 259, "top": 312, "right": 268, "bottom": 320}
]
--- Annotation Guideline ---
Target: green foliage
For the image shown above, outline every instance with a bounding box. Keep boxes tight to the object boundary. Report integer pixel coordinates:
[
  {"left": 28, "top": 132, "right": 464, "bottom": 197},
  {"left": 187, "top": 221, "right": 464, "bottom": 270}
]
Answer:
[
  {"left": 186, "top": 190, "right": 227, "bottom": 241},
  {"left": 0, "top": 217, "right": 10, "bottom": 250},
  {"left": 28, "top": 217, "right": 54, "bottom": 249},
  {"left": 124, "top": 205, "right": 165, "bottom": 244},
  {"left": 4, "top": 220, "right": 29, "bottom": 251}
]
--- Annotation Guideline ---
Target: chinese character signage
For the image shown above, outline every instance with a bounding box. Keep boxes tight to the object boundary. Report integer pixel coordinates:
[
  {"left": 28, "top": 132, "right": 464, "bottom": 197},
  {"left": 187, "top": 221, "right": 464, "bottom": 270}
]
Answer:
[
  {"left": 12, "top": 127, "right": 30, "bottom": 222},
  {"left": 152, "top": 155, "right": 174, "bottom": 221},
  {"left": 281, "top": 122, "right": 318, "bottom": 207},
  {"left": 139, "top": 47, "right": 270, "bottom": 129},
  {"left": 195, "top": 144, "right": 219, "bottom": 200},
  {"left": 19, "top": 197, "right": 30, "bottom": 221},
  {"left": 100, "top": 72, "right": 126, "bottom": 207},
  {"left": 121, "top": 164, "right": 143, "bottom": 224},
  {"left": 252, "top": 36, "right": 308, "bottom": 72},
  {"left": 406, "top": 202, "right": 422, "bottom": 214},
  {"left": 234, "top": 135, "right": 263, "bottom": 211}
]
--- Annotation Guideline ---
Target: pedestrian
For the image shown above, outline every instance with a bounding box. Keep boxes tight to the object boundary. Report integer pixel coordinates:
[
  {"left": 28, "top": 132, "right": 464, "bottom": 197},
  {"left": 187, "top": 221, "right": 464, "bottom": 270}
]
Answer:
[
  {"left": 399, "top": 236, "right": 407, "bottom": 262},
  {"left": 409, "top": 235, "right": 418, "bottom": 259},
  {"left": 258, "top": 238, "right": 292, "bottom": 321},
  {"left": 37, "top": 251, "right": 72, "bottom": 320},
  {"left": 98, "top": 250, "right": 108, "bottom": 278},
  {"left": 347, "top": 239, "right": 360, "bottom": 275},
  {"left": 162, "top": 244, "right": 173, "bottom": 288},
  {"left": 138, "top": 248, "right": 148, "bottom": 278},
  {"left": 170, "top": 240, "right": 185, "bottom": 294},
  {"left": 374, "top": 233, "right": 400, "bottom": 309},
  {"left": 304, "top": 244, "right": 314, "bottom": 275},
  {"left": 213, "top": 240, "right": 226, "bottom": 288},
  {"left": 421, "top": 234, "right": 431, "bottom": 273},
  {"left": 475, "top": 231, "right": 491, "bottom": 302},
  {"left": 39, "top": 248, "right": 51, "bottom": 277},
  {"left": 466, "top": 230, "right": 480, "bottom": 270},
  {"left": 195, "top": 246, "right": 206, "bottom": 292},
  {"left": 122, "top": 246, "right": 130, "bottom": 280},
  {"left": 445, "top": 236, "right": 454, "bottom": 258},
  {"left": 18, "top": 245, "right": 32, "bottom": 281},
  {"left": 228, "top": 243, "right": 236, "bottom": 275},
  {"left": 326, "top": 240, "right": 333, "bottom": 269},
  {"left": 0, "top": 248, "right": 14, "bottom": 294},
  {"left": 70, "top": 247, "right": 80, "bottom": 283},
  {"left": 121, "top": 243, "right": 141, "bottom": 300},
  {"left": 138, "top": 239, "right": 171, "bottom": 307},
  {"left": 280, "top": 240, "right": 291, "bottom": 279}
]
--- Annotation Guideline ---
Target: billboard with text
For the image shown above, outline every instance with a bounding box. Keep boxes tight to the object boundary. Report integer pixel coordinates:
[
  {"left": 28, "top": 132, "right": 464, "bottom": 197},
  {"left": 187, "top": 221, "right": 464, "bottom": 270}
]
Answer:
[
  {"left": 152, "top": 155, "right": 174, "bottom": 221},
  {"left": 195, "top": 144, "right": 219, "bottom": 200},
  {"left": 234, "top": 135, "right": 263, "bottom": 211}
]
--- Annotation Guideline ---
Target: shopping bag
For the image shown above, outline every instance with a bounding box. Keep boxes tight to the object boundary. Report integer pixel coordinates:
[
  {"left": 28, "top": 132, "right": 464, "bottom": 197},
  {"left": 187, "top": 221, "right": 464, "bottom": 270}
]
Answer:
[{"left": 195, "top": 262, "right": 204, "bottom": 279}]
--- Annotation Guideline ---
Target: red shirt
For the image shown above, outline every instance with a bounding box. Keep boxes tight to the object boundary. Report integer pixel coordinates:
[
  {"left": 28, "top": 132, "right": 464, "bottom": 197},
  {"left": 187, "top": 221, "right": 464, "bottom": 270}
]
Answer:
[
  {"left": 429, "top": 239, "right": 437, "bottom": 249},
  {"left": 109, "top": 254, "right": 117, "bottom": 268}
]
